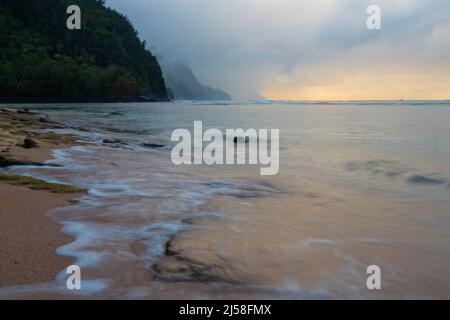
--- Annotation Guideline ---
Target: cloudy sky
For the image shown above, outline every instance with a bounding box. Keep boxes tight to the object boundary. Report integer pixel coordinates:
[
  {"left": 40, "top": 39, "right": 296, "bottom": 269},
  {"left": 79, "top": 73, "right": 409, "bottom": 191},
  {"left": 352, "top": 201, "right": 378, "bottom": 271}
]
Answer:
[{"left": 106, "top": 0, "right": 450, "bottom": 100}]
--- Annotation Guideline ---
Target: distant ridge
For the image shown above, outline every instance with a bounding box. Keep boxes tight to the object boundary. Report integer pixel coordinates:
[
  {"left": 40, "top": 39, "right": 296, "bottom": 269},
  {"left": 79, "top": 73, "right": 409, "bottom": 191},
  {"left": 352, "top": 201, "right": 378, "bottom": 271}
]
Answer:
[{"left": 162, "top": 62, "right": 231, "bottom": 101}]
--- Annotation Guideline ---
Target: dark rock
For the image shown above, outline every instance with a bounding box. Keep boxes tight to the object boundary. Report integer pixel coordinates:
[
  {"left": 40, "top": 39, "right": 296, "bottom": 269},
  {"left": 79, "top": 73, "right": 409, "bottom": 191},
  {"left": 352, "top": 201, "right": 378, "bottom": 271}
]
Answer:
[
  {"left": 407, "top": 175, "right": 447, "bottom": 186},
  {"left": 0, "top": 155, "right": 42, "bottom": 167},
  {"left": 103, "top": 138, "right": 122, "bottom": 144},
  {"left": 23, "top": 138, "right": 38, "bottom": 149},
  {"left": 142, "top": 142, "right": 165, "bottom": 149},
  {"left": 17, "top": 108, "right": 34, "bottom": 114},
  {"left": 0, "top": 155, "right": 8, "bottom": 165}
]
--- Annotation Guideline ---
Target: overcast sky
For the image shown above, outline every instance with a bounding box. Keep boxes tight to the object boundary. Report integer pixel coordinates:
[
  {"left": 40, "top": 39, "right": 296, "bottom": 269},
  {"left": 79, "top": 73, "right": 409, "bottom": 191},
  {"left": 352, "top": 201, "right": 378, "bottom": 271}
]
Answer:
[{"left": 106, "top": 0, "right": 450, "bottom": 100}]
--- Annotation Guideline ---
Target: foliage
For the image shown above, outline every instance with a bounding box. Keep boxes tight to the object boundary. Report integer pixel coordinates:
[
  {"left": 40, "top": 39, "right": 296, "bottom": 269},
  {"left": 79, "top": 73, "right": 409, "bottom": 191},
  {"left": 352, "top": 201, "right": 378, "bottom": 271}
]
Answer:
[{"left": 0, "top": 0, "right": 168, "bottom": 101}]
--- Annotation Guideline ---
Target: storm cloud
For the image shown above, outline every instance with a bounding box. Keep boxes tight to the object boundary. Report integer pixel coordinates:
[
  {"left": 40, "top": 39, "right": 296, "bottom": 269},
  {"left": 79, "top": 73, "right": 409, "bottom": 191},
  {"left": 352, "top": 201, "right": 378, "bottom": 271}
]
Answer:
[{"left": 105, "top": 0, "right": 450, "bottom": 99}]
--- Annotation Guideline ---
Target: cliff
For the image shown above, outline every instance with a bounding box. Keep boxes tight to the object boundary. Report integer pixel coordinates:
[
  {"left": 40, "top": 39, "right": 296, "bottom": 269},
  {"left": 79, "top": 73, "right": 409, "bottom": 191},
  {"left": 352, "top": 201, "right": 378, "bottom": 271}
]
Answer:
[
  {"left": 0, "top": 0, "right": 168, "bottom": 102},
  {"left": 162, "top": 63, "right": 231, "bottom": 101}
]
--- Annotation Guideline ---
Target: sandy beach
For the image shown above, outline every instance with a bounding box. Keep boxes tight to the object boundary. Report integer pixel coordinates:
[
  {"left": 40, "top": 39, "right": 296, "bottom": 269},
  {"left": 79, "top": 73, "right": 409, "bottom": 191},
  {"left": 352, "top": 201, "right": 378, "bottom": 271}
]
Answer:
[
  {"left": 0, "top": 108, "right": 82, "bottom": 288},
  {"left": 0, "top": 184, "right": 78, "bottom": 287}
]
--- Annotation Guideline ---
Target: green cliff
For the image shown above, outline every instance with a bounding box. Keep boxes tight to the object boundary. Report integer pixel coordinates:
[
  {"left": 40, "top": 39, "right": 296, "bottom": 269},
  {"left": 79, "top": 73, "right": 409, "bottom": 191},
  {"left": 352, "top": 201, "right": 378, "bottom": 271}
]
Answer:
[{"left": 0, "top": 0, "right": 168, "bottom": 102}]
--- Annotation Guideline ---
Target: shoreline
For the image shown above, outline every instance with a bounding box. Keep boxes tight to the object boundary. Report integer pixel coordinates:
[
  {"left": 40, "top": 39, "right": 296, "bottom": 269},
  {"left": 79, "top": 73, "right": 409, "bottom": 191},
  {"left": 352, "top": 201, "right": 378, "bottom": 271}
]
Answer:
[
  {"left": 0, "top": 184, "right": 80, "bottom": 287},
  {"left": 0, "top": 108, "right": 83, "bottom": 288}
]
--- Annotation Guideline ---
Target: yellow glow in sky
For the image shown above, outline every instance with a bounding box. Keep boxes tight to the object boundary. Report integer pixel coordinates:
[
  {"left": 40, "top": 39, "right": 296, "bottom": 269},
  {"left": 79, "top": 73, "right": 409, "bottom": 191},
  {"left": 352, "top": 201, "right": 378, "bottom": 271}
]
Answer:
[{"left": 261, "top": 65, "right": 450, "bottom": 101}]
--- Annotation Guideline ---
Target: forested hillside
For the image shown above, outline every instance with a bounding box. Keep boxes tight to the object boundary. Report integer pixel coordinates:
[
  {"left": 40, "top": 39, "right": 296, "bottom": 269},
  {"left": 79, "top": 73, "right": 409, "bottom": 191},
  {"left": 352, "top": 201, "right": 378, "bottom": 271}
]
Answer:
[{"left": 0, "top": 0, "right": 168, "bottom": 101}]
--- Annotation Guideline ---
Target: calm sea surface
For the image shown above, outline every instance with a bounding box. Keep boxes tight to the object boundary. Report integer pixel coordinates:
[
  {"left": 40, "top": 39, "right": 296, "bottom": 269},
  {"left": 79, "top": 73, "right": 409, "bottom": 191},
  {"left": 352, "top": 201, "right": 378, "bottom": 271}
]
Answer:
[{"left": 1, "top": 101, "right": 450, "bottom": 299}]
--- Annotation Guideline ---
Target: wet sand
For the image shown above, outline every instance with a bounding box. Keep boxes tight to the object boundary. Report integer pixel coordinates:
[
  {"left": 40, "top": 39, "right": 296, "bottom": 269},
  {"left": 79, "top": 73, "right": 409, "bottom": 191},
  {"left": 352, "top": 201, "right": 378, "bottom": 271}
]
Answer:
[
  {"left": 0, "top": 107, "right": 81, "bottom": 288},
  {"left": 0, "top": 183, "right": 78, "bottom": 287}
]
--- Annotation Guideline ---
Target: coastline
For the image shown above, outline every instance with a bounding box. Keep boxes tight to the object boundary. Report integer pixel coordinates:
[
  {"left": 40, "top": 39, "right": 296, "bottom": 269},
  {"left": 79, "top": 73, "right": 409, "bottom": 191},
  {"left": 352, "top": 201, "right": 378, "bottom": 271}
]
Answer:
[
  {"left": 0, "top": 97, "right": 171, "bottom": 104},
  {"left": 0, "top": 107, "right": 83, "bottom": 288},
  {"left": 0, "top": 102, "right": 449, "bottom": 298}
]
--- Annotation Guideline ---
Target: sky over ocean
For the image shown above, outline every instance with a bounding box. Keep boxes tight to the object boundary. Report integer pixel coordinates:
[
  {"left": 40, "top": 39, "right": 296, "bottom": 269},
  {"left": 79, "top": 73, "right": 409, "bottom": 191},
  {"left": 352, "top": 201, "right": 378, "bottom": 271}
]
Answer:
[{"left": 106, "top": 0, "right": 450, "bottom": 100}]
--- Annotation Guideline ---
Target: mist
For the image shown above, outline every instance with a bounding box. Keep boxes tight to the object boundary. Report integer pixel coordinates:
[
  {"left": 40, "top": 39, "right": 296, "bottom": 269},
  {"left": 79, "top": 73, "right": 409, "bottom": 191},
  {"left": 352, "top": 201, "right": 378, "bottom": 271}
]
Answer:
[{"left": 105, "top": 0, "right": 450, "bottom": 100}]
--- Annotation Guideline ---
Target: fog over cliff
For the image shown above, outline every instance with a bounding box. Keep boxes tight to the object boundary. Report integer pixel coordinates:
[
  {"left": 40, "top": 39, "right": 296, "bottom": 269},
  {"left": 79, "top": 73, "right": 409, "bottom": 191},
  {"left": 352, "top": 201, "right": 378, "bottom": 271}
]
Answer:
[
  {"left": 106, "top": 0, "right": 450, "bottom": 100},
  {"left": 161, "top": 62, "right": 231, "bottom": 101}
]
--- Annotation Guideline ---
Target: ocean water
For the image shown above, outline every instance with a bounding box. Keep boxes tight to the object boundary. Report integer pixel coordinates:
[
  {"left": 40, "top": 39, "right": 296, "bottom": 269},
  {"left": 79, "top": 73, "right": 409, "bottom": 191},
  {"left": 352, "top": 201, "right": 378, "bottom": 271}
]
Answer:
[{"left": 1, "top": 101, "right": 450, "bottom": 299}]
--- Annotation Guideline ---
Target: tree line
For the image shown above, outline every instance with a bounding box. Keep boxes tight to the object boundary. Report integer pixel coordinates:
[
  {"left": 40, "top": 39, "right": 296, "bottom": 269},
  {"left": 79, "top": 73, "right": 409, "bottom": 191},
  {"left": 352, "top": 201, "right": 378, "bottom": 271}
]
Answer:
[{"left": 0, "top": 0, "right": 168, "bottom": 101}]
